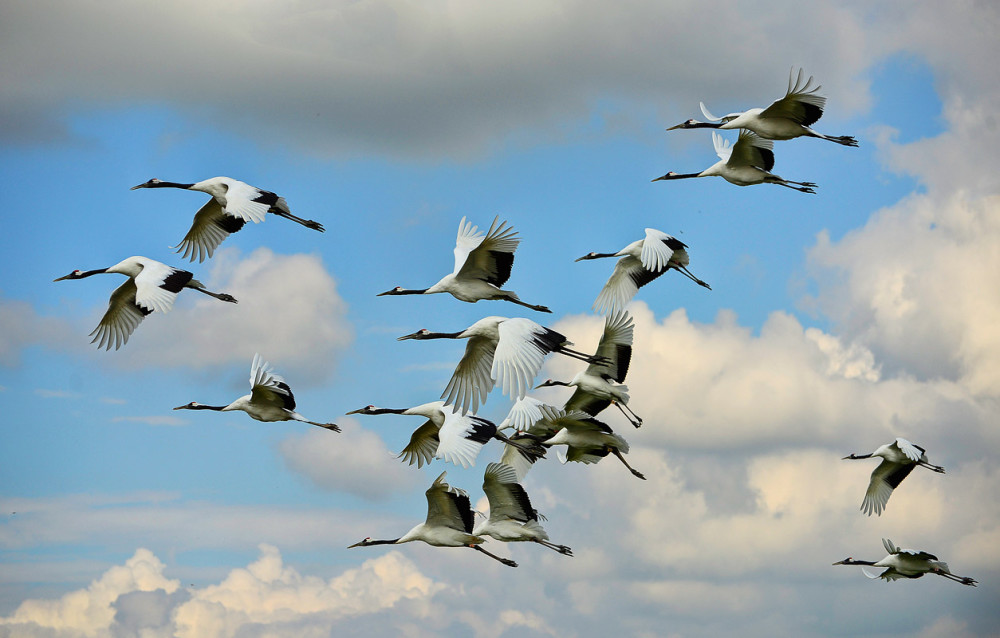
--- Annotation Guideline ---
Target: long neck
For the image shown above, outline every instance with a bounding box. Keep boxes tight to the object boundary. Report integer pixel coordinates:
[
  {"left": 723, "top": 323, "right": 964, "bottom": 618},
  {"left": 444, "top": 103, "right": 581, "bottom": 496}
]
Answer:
[
  {"left": 368, "top": 408, "right": 407, "bottom": 415},
  {"left": 381, "top": 288, "right": 428, "bottom": 296},
  {"left": 418, "top": 332, "right": 464, "bottom": 340},
  {"left": 183, "top": 404, "right": 227, "bottom": 411},
  {"left": 149, "top": 181, "right": 196, "bottom": 189},
  {"left": 365, "top": 537, "right": 402, "bottom": 546},
  {"left": 842, "top": 559, "right": 876, "bottom": 566},
  {"left": 844, "top": 453, "right": 873, "bottom": 460},
  {"left": 653, "top": 172, "right": 702, "bottom": 182}
]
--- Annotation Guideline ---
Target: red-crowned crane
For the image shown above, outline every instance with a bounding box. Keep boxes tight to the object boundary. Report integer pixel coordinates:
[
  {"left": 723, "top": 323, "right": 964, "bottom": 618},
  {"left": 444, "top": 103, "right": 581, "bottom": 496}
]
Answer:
[
  {"left": 398, "top": 316, "right": 605, "bottom": 415},
  {"left": 843, "top": 437, "right": 945, "bottom": 516},
  {"left": 131, "top": 176, "right": 324, "bottom": 262},
  {"left": 345, "top": 401, "right": 542, "bottom": 468},
  {"left": 54, "top": 256, "right": 237, "bottom": 350},
  {"left": 834, "top": 538, "right": 976, "bottom": 586},
  {"left": 535, "top": 310, "right": 642, "bottom": 427},
  {"left": 575, "top": 228, "right": 710, "bottom": 314},
  {"left": 348, "top": 471, "right": 517, "bottom": 567},
  {"left": 473, "top": 462, "right": 573, "bottom": 556},
  {"left": 378, "top": 216, "right": 550, "bottom": 312},
  {"left": 668, "top": 68, "right": 858, "bottom": 146},
  {"left": 653, "top": 130, "right": 817, "bottom": 193},
  {"left": 174, "top": 353, "right": 339, "bottom": 432}
]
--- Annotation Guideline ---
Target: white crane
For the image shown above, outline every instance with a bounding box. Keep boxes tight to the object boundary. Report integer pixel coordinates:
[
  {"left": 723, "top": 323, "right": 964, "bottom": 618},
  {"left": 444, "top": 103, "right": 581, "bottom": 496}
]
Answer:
[
  {"left": 497, "top": 397, "right": 551, "bottom": 480},
  {"left": 535, "top": 310, "right": 642, "bottom": 428},
  {"left": 653, "top": 130, "right": 817, "bottom": 193},
  {"left": 131, "top": 177, "right": 324, "bottom": 262},
  {"left": 668, "top": 68, "right": 858, "bottom": 146},
  {"left": 345, "top": 401, "right": 543, "bottom": 468},
  {"left": 348, "top": 471, "right": 517, "bottom": 568},
  {"left": 398, "top": 316, "right": 605, "bottom": 415},
  {"left": 834, "top": 538, "right": 976, "bottom": 586},
  {"left": 54, "top": 256, "right": 237, "bottom": 350},
  {"left": 575, "top": 228, "right": 710, "bottom": 314},
  {"left": 522, "top": 404, "right": 645, "bottom": 480},
  {"left": 174, "top": 353, "right": 340, "bottom": 431},
  {"left": 378, "top": 216, "right": 550, "bottom": 312},
  {"left": 843, "top": 437, "right": 945, "bottom": 516},
  {"left": 473, "top": 462, "right": 573, "bottom": 556}
]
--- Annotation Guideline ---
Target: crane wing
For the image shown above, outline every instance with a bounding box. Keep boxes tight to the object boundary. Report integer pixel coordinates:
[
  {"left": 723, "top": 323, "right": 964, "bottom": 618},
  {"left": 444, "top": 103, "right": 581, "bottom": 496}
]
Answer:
[
  {"left": 90, "top": 279, "right": 150, "bottom": 350},
  {"left": 729, "top": 130, "right": 775, "bottom": 171},
  {"left": 639, "top": 228, "right": 688, "bottom": 272},
  {"left": 482, "top": 462, "right": 536, "bottom": 523},
  {"left": 712, "top": 131, "right": 733, "bottom": 162},
  {"left": 174, "top": 198, "right": 247, "bottom": 263},
  {"left": 132, "top": 260, "right": 191, "bottom": 314},
  {"left": 425, "top": 472, "right": 474, "bottom": 533},
  {"left": 893, "top": 438, "right": 923, "bottom": 463},
  {"left": 248, "top": 353, "right": 295, "bottom": 410},
  {"left": 455, "top": 216, "right": 519, "bottom": 286},
  {"left": 593, "top": 256, "right": 665, "bottom": 315},
  {"left": 492, "top": 319, "right": 561, "bottom": 402},
  {"left": 451, "top": 217, "right": 487, "bottom": 275},
  {"left": 760, "top": 68, "right": 826, "bottom": 127},
  {"left": 861, "top": 460, "right": 915, "bottom": 516},
  {"left": 500, "top": 396, "right": 547, "bottom": 432},
  {"left": 499, "top": 434, "right": 544, "bottom": 481},
  {"left": 219, "top": 179, "right": 270, "bottom": 224},
  {"left": 397, "top": 420, "right": 441, "bottom": 468},
  {"left": 585, "top": 310, "right": 634, "bottom": 383},
  {"left": 435, "top": 413, "right": 495, "bottom": 468},
  {"left": 699, "top": 102, "right": 741, "bottom": 124},
  {"left": 441, "top": 334, "right": 497, "bottom": 415}
]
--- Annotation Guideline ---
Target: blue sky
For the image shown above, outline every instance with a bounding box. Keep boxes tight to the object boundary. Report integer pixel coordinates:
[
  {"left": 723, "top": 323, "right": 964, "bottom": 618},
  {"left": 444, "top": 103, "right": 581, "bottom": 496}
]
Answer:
[{"left": 2, "top": 2, "right": 998, "bottom": 636}]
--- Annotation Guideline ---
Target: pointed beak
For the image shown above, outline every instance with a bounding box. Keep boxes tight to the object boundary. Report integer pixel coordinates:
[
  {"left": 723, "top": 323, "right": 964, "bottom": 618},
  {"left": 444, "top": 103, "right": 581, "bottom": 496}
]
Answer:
[
  {"left": 376, "top": 289, "right": 394, "bottom": 296},
  {"left": 129, "top": 182, "right": 148, "bottom": 190},
  {"left": 666, "top": 123, "right": 683, "bottom": 131},
  {"left": 651, "top": 174, "right": 669, "bottom": 182},
  {"left": 53, "top": 274, "right": 70, "bottom": 282},
  {"left": 347, "top": 540, "right": 365, "bottom": 549},
  {"left": 172, "top": 405, "right": 186, "bottom": 410},
  {"left": 573, "top": 255, "right": 590, "bottom": 262},
  {"left": 397, "top": 331, "right": 420, "bottom": 341},
  {"left": 344, "top": 407, "right": 366, "bottom": 415}
]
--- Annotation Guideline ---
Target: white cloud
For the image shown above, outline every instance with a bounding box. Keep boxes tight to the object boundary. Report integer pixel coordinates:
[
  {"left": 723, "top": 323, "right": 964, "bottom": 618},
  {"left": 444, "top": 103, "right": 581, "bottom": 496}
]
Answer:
[
  {"left": 0, "top": 298, "right": 74, "bottom": 367},
  {"left": 276, "top": 422, "right": 416, "bottom": 500},
  {"left": 0, "top": 546, "right": 443, "bottom": 638},
  {"left": 0, "top": 548, "right": 179, "bottom": 635}
]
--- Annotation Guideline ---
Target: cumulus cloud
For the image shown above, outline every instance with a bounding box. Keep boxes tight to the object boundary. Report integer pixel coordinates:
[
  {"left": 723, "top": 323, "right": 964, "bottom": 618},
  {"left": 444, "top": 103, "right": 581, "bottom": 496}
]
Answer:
[
  {"left": 0, "top": 298, "right": 75, "bottom": 367},
  {"left": 0, "top": 0, "right": 873, "bottom": 157},
  {"left": 277, "top": 422, "right": 416, "bottom": 500},
  {"left": 0, "top": 546, "right": 443, "bottom": 638}
]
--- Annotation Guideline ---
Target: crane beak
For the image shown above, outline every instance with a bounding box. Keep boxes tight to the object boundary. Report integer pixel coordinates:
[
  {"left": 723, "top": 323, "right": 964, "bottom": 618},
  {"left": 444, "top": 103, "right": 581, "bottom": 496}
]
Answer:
[
  {"left": 344, "top": 407, "right": 366, "bottom": 415},
  {"left": 53, "top": 274, "right": 72, "bottom": 282},
  {"left": 665, "top": 123, "right": 683, "bottom": 131},
  {"left": 397, "top": 331, "right": 421, "bottom": 341},
  {"left": 347, "top": 539, "right": 366, "bottom": 549},
  {"left": 651, "top": 174, "right": 669, "bottom": 182}
]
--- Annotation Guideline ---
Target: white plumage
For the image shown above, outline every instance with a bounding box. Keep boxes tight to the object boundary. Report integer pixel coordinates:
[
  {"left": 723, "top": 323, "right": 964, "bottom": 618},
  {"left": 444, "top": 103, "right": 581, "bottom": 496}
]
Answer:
[
  {"left": 653, "top": 129, "right": 817, "bottom": 193},
  {"left": 526, "top": 404, "right": 646, "bottom": 480},
  {"left": 174, "top": 354, "right": 340, "bottom": 431},
  {"left": 54, "top": 256, "right": 237, "bottom": 350},
  {"left": 576, "top": 228, "right": 710, "bottom": 314},
  {"left": 668, "top": 68, "right": 858, "bottom": 146},
  {"left": 843, "top": 437, "right": 945, "bottom": 516},
  {"left": 378, "top": 216, "right": 550, "bottom": 312},
  {"left": 131, "top": 176, "right": 324, "bottom": 262}
]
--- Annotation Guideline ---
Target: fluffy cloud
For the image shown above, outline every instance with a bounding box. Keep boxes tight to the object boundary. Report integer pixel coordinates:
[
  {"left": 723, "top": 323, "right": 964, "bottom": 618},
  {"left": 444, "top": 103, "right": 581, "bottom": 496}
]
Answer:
[
  {"left": 0, "top": 546, "right": 443, "bottom": 638},
  {"left": 276, "top": 422, "right": 416, "bottom": 500}
]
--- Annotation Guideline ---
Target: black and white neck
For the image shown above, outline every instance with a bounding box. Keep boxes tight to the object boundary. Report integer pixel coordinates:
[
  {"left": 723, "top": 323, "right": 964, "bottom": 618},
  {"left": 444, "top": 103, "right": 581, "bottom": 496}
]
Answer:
[
  {"left": 130, "top": 178, "right": 196, "bottom": 190},
  {"left": 173, "top": 402, "right": 226, "bottom": 411},
  {"left": 378, "top": 287, "right": 429, "bottom": 296}
]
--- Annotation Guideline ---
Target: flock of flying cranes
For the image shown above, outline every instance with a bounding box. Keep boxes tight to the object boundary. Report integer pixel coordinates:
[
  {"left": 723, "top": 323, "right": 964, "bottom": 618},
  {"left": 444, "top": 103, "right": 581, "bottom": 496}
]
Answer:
[{"left": 52, "top": 69, "right": 976, "bottom": 584}]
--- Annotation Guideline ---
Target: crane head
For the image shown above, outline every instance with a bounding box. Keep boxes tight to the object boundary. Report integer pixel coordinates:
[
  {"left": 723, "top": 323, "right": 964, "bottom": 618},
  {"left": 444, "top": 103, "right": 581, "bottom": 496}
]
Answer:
[
  {"left": 345, "top": 405, "right": 377, "bottom": 415},
  {"left": 534, "top": 379, "right": 568, "bottom": 389},
  {"left": 130, "top": 178, "right": 161, "bottom": 190},
  {"left": 397, "top": 328, "right": 430, "bottom": 341},
  {"left": 347, "top": 537, "right": 373, "bottom": 548},
  {"left": 53, "top": 270, "right": 84, "bottom": 282}
]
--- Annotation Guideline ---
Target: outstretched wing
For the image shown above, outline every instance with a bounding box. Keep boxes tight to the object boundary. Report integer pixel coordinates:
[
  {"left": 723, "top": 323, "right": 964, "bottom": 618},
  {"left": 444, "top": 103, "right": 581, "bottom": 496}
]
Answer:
[
  {"left": 455, "top": 216, "right": 520, "bottom": 286},
  {"left": 174, "top": 198, "right": 247, "bottom": 263},
  {"left": 482, "top": 462, "right": 537, "bottom": 523},
  {"left": 425, "top": 472, "right": 475, "bottom": 533},
  {"left": 729, "top": 130, "right": 775, "bottom": 172},
  {"left": 90, "top": 279, "right": 150, "bottom": 351},
  {"left": 861, "top": 460, "right": 915, "bottom": 516},
  {"left": 639, "top": 228, "right": 688, "bottom": 272},
  {"left": 441, "top": 335, "right": 497, "bottom": 415},
  {"left": 219, "top": 178, "right": 270, "bottom": 224},
  {"left": 397, "top": 420, "right": 441, "bottom": 468},
  {"left": 248, "top": 353, "right": 295, "bottom": 410},
  {"left": 593, "top": 256, "right": 665, "bottom": 315},
  {"left": 492, "top": 319, "right": 562, "bottom": 402},
  {"left": 132, "top": 259, "right": 191, "bottom": 314},
  {"left": 585, "top": 310, "right": 634, "bottom": 383},
  {"left": 759, "top": 67, "right": 826, "bottom": 127}
]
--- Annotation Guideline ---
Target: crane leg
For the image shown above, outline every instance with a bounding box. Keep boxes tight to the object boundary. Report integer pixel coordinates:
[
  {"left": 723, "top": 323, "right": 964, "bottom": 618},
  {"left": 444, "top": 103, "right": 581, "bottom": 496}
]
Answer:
[
  {"left": 470, "top": 544, "right": 518, "bottom": 567},
  {"left": 610, "top": 447, "right": 645, "bottom": 480}
]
